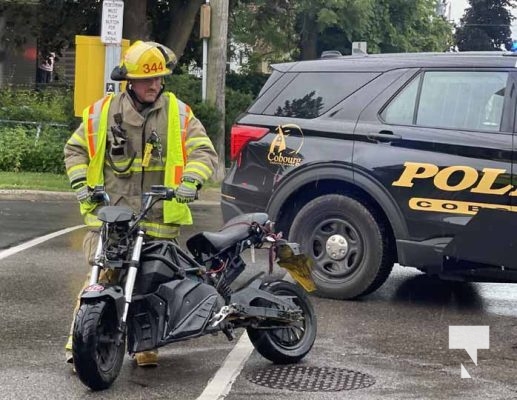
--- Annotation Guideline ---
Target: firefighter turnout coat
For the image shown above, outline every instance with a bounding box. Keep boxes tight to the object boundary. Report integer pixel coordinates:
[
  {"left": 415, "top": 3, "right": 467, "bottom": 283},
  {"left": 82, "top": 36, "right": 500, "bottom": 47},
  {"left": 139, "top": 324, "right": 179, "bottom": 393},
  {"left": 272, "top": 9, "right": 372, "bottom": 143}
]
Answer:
[{"left": 64, "top": 91, "right": 218, "bottom": 238}]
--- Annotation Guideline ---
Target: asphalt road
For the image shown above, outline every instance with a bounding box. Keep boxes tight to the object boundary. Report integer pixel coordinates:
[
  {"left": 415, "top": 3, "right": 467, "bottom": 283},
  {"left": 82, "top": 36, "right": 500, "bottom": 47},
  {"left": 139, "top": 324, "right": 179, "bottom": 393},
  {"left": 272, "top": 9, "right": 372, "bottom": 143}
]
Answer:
[{"left": 0, "top": 195, "right": 517, "bottom": 399}]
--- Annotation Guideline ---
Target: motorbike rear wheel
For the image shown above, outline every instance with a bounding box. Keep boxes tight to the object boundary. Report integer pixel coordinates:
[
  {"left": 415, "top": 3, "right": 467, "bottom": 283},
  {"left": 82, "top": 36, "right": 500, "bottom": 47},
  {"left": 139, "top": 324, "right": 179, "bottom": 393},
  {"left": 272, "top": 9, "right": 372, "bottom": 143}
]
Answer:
[
  {"left": 72, "top": 300, "right": 125, "bottom": 390},
  {"left": 247, "top": 280, "right": 316, "bottom": 364}
]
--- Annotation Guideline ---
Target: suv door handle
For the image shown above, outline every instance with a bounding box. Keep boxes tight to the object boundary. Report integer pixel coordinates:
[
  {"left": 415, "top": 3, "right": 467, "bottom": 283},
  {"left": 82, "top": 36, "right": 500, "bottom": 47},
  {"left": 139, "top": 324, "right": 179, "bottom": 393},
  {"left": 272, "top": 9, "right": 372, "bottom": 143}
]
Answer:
[{"left": 366, "top": 130, "right": 401, "bottom": 143}]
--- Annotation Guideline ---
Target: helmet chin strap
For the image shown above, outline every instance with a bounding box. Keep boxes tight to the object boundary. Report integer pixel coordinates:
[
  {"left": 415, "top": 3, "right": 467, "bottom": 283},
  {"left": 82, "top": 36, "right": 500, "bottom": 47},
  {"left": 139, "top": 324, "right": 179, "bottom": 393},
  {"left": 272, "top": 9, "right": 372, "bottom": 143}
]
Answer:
[{"left": 127, "top": 81, "right": 165, "bottom": 111}]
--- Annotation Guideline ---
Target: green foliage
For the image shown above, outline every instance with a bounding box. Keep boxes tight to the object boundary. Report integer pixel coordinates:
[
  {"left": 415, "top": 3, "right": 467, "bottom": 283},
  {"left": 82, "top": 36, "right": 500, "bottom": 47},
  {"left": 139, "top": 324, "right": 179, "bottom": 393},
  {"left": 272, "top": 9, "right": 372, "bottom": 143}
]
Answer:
[
  {"left": 0, "top": 0, "right": 100, "bottom": 58},
  {"left": 22, "top": 128, "right": 69, "bottom": 174},
  {"left": 0, "top": 125, "right": 68, "bottom": 174},
  {"left": 231, "top": 0, "right": 299, "bottom": 62},
  {"left": 0, "top": 87, "right": 76, "bottom": 174},
  {"left": 455, "top": 0, "right": 515, "bottom": 51},
  {"left": 0, "top": 1, "right": 202, "bottom": 71},
  {"left": 0, "top": 126, "right": 30, "bottom": 172},
  {"left": 0, "top": 88, "right": 76, "bottom": 127},
  {"left": 231, "top": 0, "right": 454, "bottom": 62},
  {"left": 165, "top": 74, "right": 203, "bottom": 105},
  {"left": 367, "top": 0, "right": 453, "bottom": 54},
  {"left": 226, "top": 72, "right": 269, "bottom": 97}
]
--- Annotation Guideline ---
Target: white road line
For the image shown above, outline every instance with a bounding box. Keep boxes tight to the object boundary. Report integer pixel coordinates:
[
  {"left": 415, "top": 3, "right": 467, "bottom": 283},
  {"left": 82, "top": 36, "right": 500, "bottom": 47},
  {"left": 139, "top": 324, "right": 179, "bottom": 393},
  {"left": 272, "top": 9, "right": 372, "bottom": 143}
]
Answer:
[
  {"left": 0, "top": 225, "right": 85, "bottom": 260},
  {"left": 196, "top": 332, "right": 254, "bottom": 400}
]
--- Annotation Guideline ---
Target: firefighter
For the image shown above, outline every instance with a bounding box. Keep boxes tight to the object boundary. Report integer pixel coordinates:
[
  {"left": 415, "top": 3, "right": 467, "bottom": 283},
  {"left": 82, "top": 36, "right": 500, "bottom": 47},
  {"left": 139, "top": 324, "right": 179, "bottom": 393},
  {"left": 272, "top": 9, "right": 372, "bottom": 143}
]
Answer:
[{"left": 63, "top": 40, "right": 218, "bottom": 368}]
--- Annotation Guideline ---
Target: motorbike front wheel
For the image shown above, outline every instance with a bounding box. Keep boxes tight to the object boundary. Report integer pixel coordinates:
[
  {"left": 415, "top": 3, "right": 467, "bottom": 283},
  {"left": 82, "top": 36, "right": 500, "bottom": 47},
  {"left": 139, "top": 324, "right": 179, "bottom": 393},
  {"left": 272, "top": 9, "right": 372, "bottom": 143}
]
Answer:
[
  {"left": 72, "top": 300, "right": 125, "bottom": 390},
  {"left": 247, "top": 280, "right": 316, "bottom": 364}
]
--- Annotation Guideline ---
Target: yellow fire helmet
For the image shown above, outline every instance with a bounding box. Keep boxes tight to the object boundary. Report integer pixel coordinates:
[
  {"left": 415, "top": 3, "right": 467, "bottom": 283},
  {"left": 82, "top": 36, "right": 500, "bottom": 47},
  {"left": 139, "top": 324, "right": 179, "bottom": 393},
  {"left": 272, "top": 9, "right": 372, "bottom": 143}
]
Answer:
[{"left": 111, "top": 40, "right": 178, "bottom": 81}]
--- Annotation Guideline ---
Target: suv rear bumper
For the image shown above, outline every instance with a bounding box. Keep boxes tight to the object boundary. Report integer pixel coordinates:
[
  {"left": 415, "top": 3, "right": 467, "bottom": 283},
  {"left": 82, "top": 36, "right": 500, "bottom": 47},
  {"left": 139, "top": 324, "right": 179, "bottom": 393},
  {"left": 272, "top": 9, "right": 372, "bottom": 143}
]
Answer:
[
  {"left": 397, "top": 238, "right": 450, "bottom": 272},
  {"left": 221, "top": 198, "right": 245, "bottom": 223}
]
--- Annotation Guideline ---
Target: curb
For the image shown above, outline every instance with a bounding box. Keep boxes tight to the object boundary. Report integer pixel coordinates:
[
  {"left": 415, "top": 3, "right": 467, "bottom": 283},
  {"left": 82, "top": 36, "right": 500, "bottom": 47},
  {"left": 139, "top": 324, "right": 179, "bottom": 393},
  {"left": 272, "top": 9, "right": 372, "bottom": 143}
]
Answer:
[{"left": 0, "top": 190, "right": 75, "bottom": 201}]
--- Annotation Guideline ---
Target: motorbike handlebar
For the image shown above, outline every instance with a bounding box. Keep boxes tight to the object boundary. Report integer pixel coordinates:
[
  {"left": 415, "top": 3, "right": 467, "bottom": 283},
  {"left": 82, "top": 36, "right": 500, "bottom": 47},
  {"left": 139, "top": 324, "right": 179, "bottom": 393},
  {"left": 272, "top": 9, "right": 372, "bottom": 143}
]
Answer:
[
  {"left": 91, "top": 185, "right": 110, "bottom": 204},
  {"left": 149, "top": 185, "right": 175, "bottom": 200}
]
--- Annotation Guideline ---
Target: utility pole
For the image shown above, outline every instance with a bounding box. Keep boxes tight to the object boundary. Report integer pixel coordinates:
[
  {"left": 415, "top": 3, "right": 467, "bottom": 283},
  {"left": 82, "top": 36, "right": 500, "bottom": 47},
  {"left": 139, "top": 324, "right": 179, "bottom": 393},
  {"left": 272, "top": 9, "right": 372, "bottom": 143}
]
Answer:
[{"left": 206, "top": 0, "right": 229, "bottom": 181}]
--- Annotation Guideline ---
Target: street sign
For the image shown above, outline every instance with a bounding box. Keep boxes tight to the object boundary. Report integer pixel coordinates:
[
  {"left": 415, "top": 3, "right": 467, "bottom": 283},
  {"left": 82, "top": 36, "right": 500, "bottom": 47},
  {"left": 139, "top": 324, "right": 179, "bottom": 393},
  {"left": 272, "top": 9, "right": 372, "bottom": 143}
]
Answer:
[
  {"left": 352, "top": 41, "right": 367, "bottom": 55},
  {"left": 105, "top": 82, "right": 115, "bottom": 93},
  {"left": 101, "top": 0, "right": 124, "bottom": 44}
]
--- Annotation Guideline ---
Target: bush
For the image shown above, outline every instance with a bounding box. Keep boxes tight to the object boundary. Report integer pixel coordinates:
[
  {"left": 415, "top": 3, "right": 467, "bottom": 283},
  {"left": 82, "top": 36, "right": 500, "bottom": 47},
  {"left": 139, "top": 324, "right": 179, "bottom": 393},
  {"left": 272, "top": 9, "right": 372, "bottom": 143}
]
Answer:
[
  {"left": 0, "top": 126, "right": 30, "bottom": 172},
  {"left": 22, "top": 127, "right": 68, "bottom": 174},
  {"left": 0, "top": 125, "right": 68, "bottom": 174},
  {"left": 0, "top": 88, "right": 77, "bottom": 128},
  {"left": 226, "top": 72, "right": 269, "bottom": 97}
]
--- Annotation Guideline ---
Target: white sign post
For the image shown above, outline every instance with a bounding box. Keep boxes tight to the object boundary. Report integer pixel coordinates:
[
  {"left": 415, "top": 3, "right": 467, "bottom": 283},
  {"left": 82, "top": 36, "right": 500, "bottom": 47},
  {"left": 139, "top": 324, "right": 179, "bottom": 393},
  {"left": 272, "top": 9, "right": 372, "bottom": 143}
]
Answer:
[
  {"left": 101, "top": 0, "right": 124, "bottom": 96},
  {"left": 352, "top": 41, "right": 367, "bottom": 55}
]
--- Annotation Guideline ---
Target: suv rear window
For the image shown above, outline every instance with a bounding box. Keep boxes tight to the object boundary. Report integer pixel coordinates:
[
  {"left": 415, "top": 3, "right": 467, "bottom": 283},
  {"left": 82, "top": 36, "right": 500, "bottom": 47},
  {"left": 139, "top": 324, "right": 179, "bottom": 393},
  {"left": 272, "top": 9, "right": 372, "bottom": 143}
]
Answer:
[{"left": 250, "top": 72, "right": 378, "bottom": 119}]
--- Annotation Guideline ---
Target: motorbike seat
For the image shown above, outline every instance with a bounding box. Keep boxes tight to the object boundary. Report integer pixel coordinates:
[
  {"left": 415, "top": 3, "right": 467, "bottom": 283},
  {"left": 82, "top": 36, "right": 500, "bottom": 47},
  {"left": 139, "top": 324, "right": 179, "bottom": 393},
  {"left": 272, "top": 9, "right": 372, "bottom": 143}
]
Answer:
[
  {"left": 187, "top": 213, "right": 269, "bottom": 255},
  {"left": 97, "top": 206, "right": 133, "bottom": 223}
]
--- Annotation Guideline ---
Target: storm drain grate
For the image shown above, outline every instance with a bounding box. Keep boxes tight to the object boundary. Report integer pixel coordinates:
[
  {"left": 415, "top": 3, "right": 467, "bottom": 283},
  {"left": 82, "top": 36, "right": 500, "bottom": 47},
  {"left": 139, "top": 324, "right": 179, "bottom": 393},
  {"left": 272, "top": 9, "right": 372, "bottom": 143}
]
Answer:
[{"left": 246, "top": 365, "right": 375, "bottom": 392}]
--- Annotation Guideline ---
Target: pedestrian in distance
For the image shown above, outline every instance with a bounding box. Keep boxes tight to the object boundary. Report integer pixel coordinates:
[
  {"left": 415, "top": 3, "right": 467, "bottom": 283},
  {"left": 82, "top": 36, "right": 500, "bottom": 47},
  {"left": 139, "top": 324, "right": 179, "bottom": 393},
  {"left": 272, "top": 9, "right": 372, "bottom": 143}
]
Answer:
[
  {"left": 63, "top": 40, "right": 218, "bottom": 368},
  {"left": 36, "top": 51, "right": 55, "bottom": 89}
]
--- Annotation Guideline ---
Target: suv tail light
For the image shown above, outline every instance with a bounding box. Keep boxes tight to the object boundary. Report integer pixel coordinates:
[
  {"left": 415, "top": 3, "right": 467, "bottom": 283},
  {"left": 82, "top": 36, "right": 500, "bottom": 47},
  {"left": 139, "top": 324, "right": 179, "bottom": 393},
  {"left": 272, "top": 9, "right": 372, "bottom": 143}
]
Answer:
[{"left": 230, "top": 124, "right": 269, "bottom": 161}]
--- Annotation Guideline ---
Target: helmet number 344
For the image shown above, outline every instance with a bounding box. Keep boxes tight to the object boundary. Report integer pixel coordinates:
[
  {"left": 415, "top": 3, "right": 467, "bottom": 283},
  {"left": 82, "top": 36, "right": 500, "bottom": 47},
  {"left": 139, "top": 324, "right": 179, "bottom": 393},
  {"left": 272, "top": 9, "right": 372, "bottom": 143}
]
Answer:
[{"left": 143, "top": 63, "right": 164, "bottom": 73}]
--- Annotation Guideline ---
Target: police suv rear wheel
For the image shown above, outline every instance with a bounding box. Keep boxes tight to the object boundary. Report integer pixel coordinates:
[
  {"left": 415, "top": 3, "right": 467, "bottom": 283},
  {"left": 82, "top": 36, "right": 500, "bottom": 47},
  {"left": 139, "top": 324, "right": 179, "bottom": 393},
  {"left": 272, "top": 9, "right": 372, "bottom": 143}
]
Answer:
[{"left": 290, "top": 194, "right": 393, "bottom": 299}]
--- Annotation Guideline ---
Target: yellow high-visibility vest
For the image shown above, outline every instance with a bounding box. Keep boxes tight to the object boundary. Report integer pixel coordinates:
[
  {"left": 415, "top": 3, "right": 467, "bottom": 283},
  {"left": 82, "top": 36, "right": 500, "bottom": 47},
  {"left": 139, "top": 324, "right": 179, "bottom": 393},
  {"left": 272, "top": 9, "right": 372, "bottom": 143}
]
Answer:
[{"left": 80, "top": 92, "right": 192, "bottom": 230}]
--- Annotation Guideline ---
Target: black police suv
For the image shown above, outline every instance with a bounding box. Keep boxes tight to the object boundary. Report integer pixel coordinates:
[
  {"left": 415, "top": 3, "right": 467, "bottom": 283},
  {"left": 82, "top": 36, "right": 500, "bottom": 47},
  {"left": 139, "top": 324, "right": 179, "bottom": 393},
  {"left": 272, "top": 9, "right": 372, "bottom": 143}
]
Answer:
[{"left": 222, "top": 52, "right": 517, "bottom": 299}]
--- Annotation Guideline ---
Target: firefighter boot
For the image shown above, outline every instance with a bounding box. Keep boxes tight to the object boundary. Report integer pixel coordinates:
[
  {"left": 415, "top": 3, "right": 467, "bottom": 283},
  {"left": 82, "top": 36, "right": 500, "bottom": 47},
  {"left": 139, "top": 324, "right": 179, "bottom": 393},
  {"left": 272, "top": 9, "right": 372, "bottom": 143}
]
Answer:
[
  {"left": 65, "top": 335, "right": 73, "bottom": 364},
  {"left": 135, "top": 349, "right": 159, "bottom": 367}
]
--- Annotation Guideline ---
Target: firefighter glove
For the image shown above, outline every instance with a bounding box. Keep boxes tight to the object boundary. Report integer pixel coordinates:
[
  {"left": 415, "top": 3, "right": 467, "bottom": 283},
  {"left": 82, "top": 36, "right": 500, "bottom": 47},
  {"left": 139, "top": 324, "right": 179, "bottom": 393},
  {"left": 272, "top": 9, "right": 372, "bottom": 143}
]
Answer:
[
  {"left": 176, "top": 179, "right": 198, "bottom": 204},
  {"left": 75, "top": 185, "right": 91, "bottom": 202}
]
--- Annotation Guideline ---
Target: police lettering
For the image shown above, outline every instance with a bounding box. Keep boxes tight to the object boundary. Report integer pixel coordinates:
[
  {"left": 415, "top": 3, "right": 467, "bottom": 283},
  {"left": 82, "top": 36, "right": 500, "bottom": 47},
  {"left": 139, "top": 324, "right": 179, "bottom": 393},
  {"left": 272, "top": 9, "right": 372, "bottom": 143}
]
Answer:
[
  {"left": 410, "top": 197, "right": 515, "bottom": 215},
  {"left": 393, "top": 162, "right": 516, "bottom": 196}
]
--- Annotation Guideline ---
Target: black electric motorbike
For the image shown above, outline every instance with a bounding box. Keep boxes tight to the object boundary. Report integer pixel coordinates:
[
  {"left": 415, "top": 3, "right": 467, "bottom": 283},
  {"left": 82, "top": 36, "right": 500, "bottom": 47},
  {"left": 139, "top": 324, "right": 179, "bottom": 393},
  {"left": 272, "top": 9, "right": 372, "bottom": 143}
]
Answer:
[{"left": 72, "top": 185, "right": 317, "bottom": 391}]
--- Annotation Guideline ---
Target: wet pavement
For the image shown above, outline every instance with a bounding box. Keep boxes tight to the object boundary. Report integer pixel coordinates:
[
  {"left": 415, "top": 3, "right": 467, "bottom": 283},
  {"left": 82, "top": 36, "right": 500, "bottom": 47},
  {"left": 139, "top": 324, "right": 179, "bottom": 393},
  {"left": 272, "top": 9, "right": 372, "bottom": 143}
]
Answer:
[{"left": 0, "top": 194, "right": 516, "bottom": 399}]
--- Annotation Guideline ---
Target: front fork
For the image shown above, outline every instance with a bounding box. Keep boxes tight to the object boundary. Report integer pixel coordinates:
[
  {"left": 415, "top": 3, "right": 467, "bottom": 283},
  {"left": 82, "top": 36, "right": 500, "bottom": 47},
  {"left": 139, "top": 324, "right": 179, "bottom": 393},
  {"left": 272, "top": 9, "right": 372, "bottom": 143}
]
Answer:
[
  {"left": 121, "top": 229, "right": 144, "bottom": 324},
  {"left": 89, "top": 234, "right": 104, "bottom": 285},
  {"left": 88, "top": 228, "right": 145, "bottom": 327}
]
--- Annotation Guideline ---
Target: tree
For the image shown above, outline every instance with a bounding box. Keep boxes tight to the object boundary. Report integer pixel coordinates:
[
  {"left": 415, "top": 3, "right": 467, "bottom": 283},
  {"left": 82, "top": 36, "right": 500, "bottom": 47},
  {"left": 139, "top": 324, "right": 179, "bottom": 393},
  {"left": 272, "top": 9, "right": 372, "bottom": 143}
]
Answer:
[
  {"left": 367, "top": 0, "right": 453, "bottom": 53},
  {"left": 0, "top": 0, "right": 204, "bottom": 64},
  {"left": 230, "top": 0, "right": 299, "bottom": 64},
  {"left": 0, "top": 0, "right": 100, "bottom": 58},
  {"left": 230, "top": 0, "right": 453, "bottom": 64},
  {"left": 455, "top": 0, "right": 515, "bottom": 51}
]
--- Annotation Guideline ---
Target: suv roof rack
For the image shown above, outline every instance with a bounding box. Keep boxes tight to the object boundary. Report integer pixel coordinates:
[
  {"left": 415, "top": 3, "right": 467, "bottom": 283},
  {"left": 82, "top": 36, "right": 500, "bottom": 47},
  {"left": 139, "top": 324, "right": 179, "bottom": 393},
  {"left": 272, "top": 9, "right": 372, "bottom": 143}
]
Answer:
[{"left": 320, "top": 50, "right": 342, "bottom": 59}]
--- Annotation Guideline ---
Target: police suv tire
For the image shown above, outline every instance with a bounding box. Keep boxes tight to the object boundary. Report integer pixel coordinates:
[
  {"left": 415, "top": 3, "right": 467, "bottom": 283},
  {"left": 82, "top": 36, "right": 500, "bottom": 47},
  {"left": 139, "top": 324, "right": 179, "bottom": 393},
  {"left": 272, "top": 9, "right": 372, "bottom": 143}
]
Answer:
[
  {"left": 72, "top": 300, "right": 125, "bottom": 391},
  {"left": 290, "top": 194, "right": 393, "bottom": 299},
  {"left": 247, "top": 280, "right": 316, "bottom": 364}
]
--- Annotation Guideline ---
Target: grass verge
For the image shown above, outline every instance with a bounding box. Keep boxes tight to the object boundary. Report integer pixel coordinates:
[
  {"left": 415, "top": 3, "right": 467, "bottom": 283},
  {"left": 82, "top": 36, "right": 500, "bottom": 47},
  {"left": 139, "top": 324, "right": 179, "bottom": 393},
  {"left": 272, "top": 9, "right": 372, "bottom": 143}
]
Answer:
[
  {"left": 0, "top": 172, "right": 71, "bottom": 191},
  {"left": 0, "top": 172, "right": 221, "bottom": 191}
]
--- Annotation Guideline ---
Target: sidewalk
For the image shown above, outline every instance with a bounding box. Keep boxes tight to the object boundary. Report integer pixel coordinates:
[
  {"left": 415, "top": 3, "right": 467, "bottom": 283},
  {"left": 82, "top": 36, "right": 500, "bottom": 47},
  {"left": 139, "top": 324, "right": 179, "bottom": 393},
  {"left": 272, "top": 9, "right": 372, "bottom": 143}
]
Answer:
[{"left": 0, "top": 187, "right": 221, "bottom": 203}]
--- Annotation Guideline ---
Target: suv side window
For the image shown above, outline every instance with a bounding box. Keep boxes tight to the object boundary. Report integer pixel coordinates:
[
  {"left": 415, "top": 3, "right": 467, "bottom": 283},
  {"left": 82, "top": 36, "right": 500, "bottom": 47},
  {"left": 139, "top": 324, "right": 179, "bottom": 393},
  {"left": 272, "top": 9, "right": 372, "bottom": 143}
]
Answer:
[
  {"left": 381, "top": 75, "right": 419, "bottom": 125},
  {"left": 382, "top": 70, "right": 509, "bottom": 132},
  {"left": 262, "top": 72, "right": 378, "bottom": 119}
]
